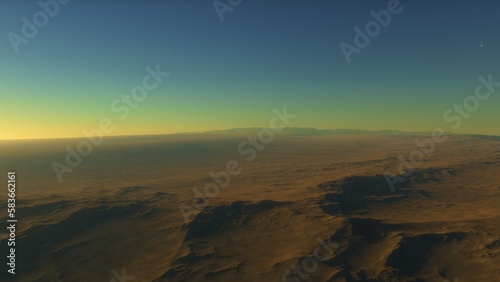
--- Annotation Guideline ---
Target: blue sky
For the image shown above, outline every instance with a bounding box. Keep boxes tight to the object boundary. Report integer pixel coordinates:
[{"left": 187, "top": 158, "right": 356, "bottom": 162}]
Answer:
[{"left": 1, "top": 0, "right": 499, "bottom": 139}]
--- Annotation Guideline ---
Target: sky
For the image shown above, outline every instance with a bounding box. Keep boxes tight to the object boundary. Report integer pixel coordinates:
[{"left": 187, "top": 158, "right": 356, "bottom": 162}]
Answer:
[{"left": 1, "top": 0, "right": 499, "bottom": 140}]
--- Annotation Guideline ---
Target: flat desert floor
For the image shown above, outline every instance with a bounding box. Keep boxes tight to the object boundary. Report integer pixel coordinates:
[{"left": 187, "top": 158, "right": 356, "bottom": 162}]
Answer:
[{"left": 0, "top": 131, "right": 499, "bottom": 281}]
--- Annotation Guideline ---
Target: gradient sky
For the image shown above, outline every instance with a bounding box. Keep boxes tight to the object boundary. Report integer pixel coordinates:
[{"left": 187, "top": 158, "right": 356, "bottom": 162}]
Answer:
[{"left": 1, "top": 0, "right": 499, "bottom": 140}]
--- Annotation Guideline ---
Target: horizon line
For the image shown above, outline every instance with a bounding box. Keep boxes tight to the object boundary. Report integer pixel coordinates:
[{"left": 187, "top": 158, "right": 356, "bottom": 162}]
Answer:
[{"left": 0, "top": 127, "right": 498, "bottom": 142}]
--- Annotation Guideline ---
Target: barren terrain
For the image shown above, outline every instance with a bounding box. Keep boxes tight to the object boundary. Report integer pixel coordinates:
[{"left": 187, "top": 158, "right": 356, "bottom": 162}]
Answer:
[{"left": 1, "top": 130, "right": 499, "bottom": 281}]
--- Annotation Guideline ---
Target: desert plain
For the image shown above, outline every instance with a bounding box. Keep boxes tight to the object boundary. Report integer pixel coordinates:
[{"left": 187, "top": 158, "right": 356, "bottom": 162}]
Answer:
[{"left": 0, "top": 129, "right": 499, "bottom": 282}]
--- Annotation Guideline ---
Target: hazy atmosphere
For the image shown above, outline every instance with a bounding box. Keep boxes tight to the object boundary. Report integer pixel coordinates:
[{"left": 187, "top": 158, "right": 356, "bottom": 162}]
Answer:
[
  {"left": 0, "top": 1, "right": 499, "bottom": 282},
  {"left": 1, "top": 0, "right": 500, "bottom": 139}
]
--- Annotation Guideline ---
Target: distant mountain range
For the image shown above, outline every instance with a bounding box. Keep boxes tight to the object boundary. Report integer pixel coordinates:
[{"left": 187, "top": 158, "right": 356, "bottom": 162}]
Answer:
[{"left": 199, "top": 127, "right": 450, "bottom": 136}]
